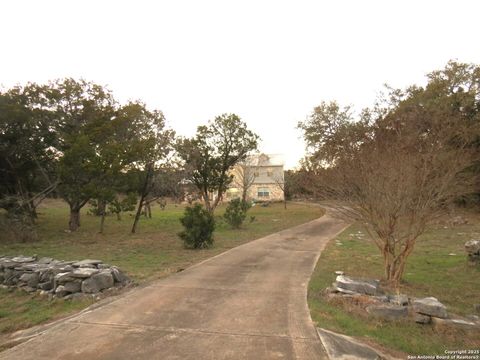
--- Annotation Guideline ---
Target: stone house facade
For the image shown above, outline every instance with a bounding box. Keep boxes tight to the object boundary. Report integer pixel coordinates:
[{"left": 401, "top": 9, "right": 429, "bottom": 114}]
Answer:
[{"left": 226, "top": 154, "right": 284, "bottom": 202}]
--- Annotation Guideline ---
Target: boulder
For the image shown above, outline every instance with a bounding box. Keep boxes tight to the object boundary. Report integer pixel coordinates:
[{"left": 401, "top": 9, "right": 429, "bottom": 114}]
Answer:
[
  {"left": 373, "top": 295, "right": 389, "bottom": 303},
  {"left": 37, "top": 257, "right": 53, "bottom": 264},
  {"left": 81, "top": 271, "right": 114, "bottom": 293},
  {"left": 71, "top": 268, "right": 99, "bottom": 278},
  {"left": 334, "top": 275, "right": 382, "bottom": 296},
  {"left": 97, "top": 263, "right": 111, "bottom": 270},
  {"left": 70, "top": 292, "right": 91, "bottom": 301},
  {"left": 4, "top": 270, "right": 20, "bottom": 286},
  {"left": 387, "top": 294, "right": 409, "bottom": 306},
  {"left": 0, "top": 260, "right": 19, "bottom": 269},
  {"left": 331, "top": 283, "right": 359, "bottom": 295},
  {"left": 366, "top": 304, "right": 408, "bottom": 320},
  {"left": 55, "top": 285, "right": 70, "bottom": 298},
  {"left": 54, "top": 272, "right": 75, "bottom": 284},
  {"left": 414, "top": 313, "right": 432, "bottom": 324},
  {"left": 59, "top": 265, "right": 75, "bottom": 272},
  {"left": 465, "top": 240, "right": 480, "bottom": 254},
  {"left": 11, "top": 256, "right": 36, "bottom": 263},
  {"left": 63, "top": 280, "right": 82, "bottom": 293},
  {"left": 78, "top": 264, "right": 97, "bottom": 269},
  {"left": 72, "top": 259, "right": 103, "bottom": 267},
  {"left": 111, "top": 266, "right": 129, "bottom": 284},
  {"left": 412, "top": 297, "right": 448, "bottom": 318},
  {"left": 38, "top": 281, "right": 53, "bottom": 291},
  {"left": 39, "top": 269, "right": 59, "bottom": 282},
  {"left": 433, "top": 317, "right": 480, "bottom": 332},
  {"left": 466, "top": 315, "right": 479, "bottom": 323},
  {"left": 16, "top": 263, "right": 42, "bottom": 272},
  {"left": 19, "top": 272, "right": 39, "bottom": 288}
]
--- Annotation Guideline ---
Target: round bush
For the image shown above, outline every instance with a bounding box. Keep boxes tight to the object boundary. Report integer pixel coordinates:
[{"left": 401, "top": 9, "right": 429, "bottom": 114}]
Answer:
[
  {"left": 179, "top": 204, "right": 215, "bottom": 249},
  {"left": 223, "top": 198, "right": 251, "bottom": 229}
]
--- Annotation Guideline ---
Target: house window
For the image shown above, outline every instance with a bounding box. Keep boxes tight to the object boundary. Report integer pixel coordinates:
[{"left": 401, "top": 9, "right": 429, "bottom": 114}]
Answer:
[
  {"left": 267, "top": 171, "right": 273, "bottom": 177},
  {"left": 226, "top": 188, "right": 239, "bottom": 198},
  {"left": 254, "top": 171, "right": 259, "bottom": 177},
  {"left": 257, "top": 187, "right": 270, "bottom": 198}
]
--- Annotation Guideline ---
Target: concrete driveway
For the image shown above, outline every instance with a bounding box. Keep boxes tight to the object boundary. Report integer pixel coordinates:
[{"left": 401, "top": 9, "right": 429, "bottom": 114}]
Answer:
[{"left": 1, "top": 214, "right": 347, "bottom": 360}]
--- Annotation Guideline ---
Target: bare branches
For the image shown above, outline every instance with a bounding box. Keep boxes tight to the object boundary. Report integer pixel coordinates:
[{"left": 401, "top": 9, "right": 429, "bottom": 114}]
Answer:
[{"left": 299, "top": 61, "right": 480, "bottom": 284}]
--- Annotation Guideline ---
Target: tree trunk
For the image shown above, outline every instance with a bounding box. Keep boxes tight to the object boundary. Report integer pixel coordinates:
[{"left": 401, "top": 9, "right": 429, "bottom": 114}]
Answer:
[
  {"left": 98, "top": 199, "right": 106, "bottom": 233},
  {"left": 211, "top": 190, "right": 224, "bottom": 213},
  {"left": 99, "top": 212, "right": 106, "bottom": 234},
  {"left": 69, "top": 208, "right": 81, "bottom": 232},
  {"left": 382, "top": 238, "right": 416, "bottom": 287},
  {"left": 284, "top": 199, "right": 287, "bottom": 210},
  {"left": 202, "top": 189, "right": 213, "bottom": 213},
  {"left": 67, "top": 199, "right": 88, "bottom": 232},
  {"left": 98, "top": 200, "right": 106, "bottom": 217},
  {"left": 116, "top": 212, "right": 121, "bottom": 221},
  {"left": 143, "top": 203, "right": 152, "bottom": 218},
  {"left": 27, "top": 197, "right": 38, "bottom": 221},
  {"left": 132, "top": 193, "right": 146, "bottom": 234},
  {"left": 242, "top": 188, "right": 248, "bottom": 204},
  {"left": 131, "top": 163, "right": 153, "bottom": 234}
]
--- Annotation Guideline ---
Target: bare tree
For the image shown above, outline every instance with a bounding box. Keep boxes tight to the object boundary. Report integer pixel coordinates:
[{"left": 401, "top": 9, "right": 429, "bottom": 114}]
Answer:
[
  {"left": 233, "top": 155, "right": 259, "bottom": 203},
  {"left": 299, "top": 61, "right": 480, "bottom": 285},
  {"left": 273, "top": 171, "right": 287, "bottom": 209}
]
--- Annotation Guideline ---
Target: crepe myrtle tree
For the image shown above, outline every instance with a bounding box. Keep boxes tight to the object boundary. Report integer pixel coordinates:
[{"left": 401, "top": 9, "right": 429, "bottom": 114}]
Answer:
[
  {"left": 298, "top": 61, "right": 480, "bottom": 285},
  {"left": 177, "top": 113, "right": 259, "bottom": 213}
]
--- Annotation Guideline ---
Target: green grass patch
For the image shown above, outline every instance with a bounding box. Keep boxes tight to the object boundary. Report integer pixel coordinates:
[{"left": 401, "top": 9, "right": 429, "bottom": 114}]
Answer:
[
  {"left": 308, "top": 214, "right": 480, "bottom": 355},
  {"left": 0, "top": 288, "right": 92, "bottom": 334},
  {"left": 0, "top": 199, "right": 324, "bottom": 335}
]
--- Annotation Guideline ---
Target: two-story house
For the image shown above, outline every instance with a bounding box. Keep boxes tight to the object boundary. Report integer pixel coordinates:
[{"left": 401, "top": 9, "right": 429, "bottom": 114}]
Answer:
[{"left": 226, "top": 153, "right": 284, "bottom": 202}]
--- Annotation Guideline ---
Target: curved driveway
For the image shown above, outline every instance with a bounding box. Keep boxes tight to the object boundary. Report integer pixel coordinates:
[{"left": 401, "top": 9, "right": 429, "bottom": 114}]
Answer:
[{"left": 1, "top": 214, "right": 347, "bottom": 360}]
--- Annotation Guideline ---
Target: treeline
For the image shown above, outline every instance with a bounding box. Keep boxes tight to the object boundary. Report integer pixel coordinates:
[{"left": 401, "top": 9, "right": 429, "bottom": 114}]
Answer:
[{"left": 0, "top": 79, "right": 259, "bottom": 236}]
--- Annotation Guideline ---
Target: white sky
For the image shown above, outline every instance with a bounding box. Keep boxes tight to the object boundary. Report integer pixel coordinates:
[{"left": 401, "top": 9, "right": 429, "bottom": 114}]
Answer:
[{"left": 1, "top": 0, "right": 479, "bottom": 169}]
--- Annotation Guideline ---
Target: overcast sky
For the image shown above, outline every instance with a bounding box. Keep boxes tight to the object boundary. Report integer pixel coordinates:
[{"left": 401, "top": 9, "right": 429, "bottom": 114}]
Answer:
[{"left": 1, "top": 0, "right": 479, "bottom": 168}]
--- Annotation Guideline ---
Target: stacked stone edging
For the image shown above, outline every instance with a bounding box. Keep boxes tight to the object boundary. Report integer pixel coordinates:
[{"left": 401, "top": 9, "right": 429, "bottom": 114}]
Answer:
[
  {"left": 327, "top": 273, "right": 480, "bottom": 332},
  {"left": 0, "top": 255, "right": 131, "bottom": 300}
]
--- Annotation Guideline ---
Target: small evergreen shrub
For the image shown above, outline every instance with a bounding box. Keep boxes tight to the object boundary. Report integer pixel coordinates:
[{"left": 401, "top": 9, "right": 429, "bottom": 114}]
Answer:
[
  {"left": 179, "top": 204, "right": 215, "bottom": 249},
  {"left": 224, "top": 198, "right": 251, "bottom": 229}
]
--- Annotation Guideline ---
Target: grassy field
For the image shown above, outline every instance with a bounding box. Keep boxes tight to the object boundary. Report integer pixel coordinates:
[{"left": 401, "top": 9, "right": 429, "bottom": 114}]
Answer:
[
  {"left": 308, "top": 211, "right": 480, "bottom": 356},
  {"left": 0, "top": 199, "right": 324, "bottom": 335}
]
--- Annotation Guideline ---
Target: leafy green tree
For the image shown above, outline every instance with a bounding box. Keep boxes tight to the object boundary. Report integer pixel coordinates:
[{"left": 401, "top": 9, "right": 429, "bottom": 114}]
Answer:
[
  {"left": 177, "top": 114, "right": 259, "bottom": 213},
  {"left": 40, "top": 79, "right": 118, "bottom": 231},
  {"left": 0, "top": 86, "right": 57, "bottom": 220},
  {"left": 117, "top": 102, "right": 175, "bottom": 234}
]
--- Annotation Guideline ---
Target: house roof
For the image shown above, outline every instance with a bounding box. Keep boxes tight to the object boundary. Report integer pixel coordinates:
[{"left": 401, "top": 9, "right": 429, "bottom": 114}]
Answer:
[{"left": 247, "top": 153, "right": 284, "bottom": 167}]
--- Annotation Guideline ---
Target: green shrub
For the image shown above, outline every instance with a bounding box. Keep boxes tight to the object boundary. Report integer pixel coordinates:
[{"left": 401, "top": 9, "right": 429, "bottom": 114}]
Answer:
[
  {"left": 224, "top": 198, "right": 251, "bottom": 229},
  {"left": 179, "top": 204, "right": 215, "bottom": 248}
]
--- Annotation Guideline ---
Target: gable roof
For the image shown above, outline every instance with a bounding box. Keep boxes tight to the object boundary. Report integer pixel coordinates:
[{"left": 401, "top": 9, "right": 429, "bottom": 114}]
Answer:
[{"left": 246, "top": 153, "right": 284, "bottom": 167}]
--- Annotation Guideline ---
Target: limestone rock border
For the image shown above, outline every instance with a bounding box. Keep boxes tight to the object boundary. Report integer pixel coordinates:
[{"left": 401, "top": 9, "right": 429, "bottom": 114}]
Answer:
[{"left": 0, "top": 255, "right": 131, "bottom": 300}]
